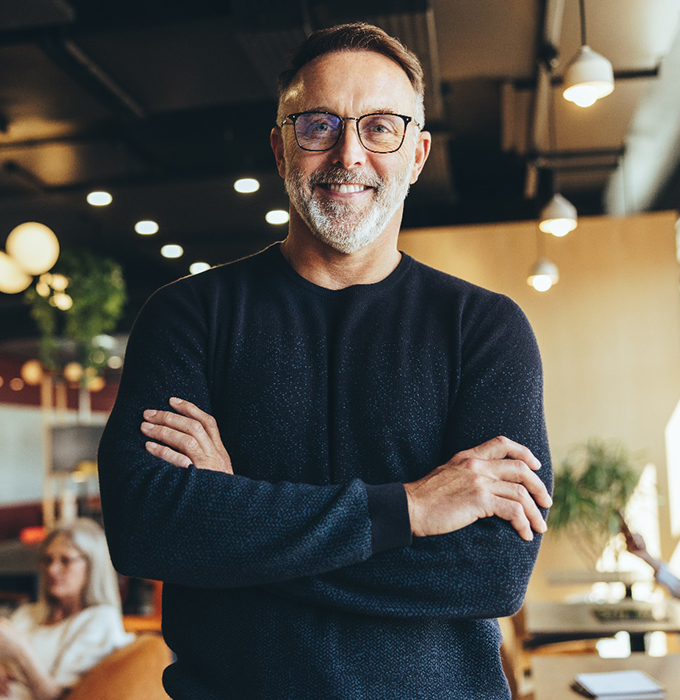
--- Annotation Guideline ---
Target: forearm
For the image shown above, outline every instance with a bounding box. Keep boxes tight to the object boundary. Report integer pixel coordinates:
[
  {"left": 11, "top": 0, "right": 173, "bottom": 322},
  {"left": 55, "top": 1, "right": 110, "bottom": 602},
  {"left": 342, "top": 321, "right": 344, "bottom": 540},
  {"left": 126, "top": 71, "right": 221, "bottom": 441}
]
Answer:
[{"left": 13, "top": 646, "right": 64, "bottom": 700}]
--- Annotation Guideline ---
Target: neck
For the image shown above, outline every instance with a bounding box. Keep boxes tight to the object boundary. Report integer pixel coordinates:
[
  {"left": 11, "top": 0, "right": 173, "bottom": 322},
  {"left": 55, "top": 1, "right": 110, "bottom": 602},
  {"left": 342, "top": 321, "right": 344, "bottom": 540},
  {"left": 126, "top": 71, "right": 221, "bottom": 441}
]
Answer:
[
  {"left": 280, "top": 210, "right": 403, "bottom": 289},
  {"left": 48, "top": 596, "right": 83, "bottom": 623}
]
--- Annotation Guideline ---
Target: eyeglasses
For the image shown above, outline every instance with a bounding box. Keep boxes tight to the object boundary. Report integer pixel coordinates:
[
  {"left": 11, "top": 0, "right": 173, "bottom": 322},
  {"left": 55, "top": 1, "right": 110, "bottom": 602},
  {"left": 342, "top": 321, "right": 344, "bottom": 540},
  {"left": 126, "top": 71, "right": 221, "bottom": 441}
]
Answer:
[
  {"left": 281, "top": 111, "right": 421, "bottom": 154},
  {"left": 40, "top": 554, "right": 86, "bottom": 569}
]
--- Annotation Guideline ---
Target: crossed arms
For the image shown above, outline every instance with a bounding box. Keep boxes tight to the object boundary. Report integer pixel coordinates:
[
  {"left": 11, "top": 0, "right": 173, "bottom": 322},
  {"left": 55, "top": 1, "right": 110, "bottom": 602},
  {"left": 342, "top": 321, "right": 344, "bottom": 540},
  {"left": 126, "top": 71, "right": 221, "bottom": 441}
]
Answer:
[{"left": 98, "top": 280, "right": 552, "bottom": 619}]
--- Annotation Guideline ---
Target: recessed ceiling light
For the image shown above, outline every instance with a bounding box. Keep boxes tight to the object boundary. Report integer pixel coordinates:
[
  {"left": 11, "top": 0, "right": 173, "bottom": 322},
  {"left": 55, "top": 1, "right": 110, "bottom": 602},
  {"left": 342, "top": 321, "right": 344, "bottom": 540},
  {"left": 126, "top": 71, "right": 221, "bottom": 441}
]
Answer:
[
  {"left": 161, "top": 244, "right": 184, "bottom": 259},
  {"left": 87, "top": 191, "right": 113, "bottom": 206},
  {"left": 135, "top": 220, "right": 159, "bottom": 235},
  {"left": 266, "top": 209, "right": 289, "bottom": 225},
  {"left": 190, "top": 262, "right": 211, "bottom": 275},
  {"left": 234, "top": 178, "right": 260, "bottom": 194}
]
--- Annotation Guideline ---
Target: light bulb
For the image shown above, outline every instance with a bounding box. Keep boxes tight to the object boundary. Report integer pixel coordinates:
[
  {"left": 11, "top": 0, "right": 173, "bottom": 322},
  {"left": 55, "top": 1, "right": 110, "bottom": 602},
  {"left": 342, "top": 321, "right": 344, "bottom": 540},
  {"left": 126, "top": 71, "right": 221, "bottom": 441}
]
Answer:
[
  {"left": 563, "top": 46, "right": 614, "bottom": 108},
  {"left": 53, "top": 292, "right": 73, "bottom": 310},
  {"left": 0, "top": 251, "right": 32, "bottom": 293},
  {"left": 190, "top": 262, "right": 211, "bottom": 275},
  {"left": 6, "top": 222, "right": 60, "bottom": 275},
  {"left": 266, "top": 210, "right": 289, "bottom": 225},
  {"left": 161, "top": 244, "right": 184, "bottom": 259},
  {"left": 530, "top": 275, "right": 553, "bottom": 292},
  {"left": 234, "top": 178, "right": 260, "bottom": 194},
  {"left": 539, "top": 194, "right": 578, "bottom": 236},
  {"left": 527, "top": 257, "right": 559, "bottom": 292},
  {"left": 21, "top": 360, "right": 44, "bottom": 386},
  {"left": 135, "top": 220, "right": 159, "bottom": 235},
  {"left": 87, "top": 191, "right": 113, "bottom": 206}
]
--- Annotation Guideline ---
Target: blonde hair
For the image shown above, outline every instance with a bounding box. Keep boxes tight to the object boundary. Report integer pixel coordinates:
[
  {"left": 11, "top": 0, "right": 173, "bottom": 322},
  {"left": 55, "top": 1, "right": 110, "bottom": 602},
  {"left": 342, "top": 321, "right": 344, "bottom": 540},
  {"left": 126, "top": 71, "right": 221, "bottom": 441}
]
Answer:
[{"left": 36, "top": 518, "right": 122, "bottom": 623}]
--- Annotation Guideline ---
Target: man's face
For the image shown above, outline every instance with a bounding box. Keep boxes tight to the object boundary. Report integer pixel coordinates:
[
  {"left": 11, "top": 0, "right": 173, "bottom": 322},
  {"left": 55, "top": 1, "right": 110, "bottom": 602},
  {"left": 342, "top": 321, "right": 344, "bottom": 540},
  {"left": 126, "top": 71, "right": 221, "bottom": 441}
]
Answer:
[{"left": 272, "top": 50, "right": 430, "bottom": 254}]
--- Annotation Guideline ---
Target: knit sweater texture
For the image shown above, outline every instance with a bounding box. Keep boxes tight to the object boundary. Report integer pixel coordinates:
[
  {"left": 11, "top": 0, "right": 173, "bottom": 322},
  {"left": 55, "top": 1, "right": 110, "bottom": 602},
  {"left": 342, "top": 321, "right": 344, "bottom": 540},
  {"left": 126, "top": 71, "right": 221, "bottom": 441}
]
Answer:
[{"left": 98, "top": 243, "right": 552, "bottom": 699}]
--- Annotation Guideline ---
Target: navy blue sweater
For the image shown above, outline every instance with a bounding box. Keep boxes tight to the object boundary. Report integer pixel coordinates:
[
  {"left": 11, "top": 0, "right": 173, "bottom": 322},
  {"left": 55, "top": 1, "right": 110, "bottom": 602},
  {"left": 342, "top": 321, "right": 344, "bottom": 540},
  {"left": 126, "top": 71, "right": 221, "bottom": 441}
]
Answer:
[{"left": 98, "top": 244, "right": 552, "bottom": 699}]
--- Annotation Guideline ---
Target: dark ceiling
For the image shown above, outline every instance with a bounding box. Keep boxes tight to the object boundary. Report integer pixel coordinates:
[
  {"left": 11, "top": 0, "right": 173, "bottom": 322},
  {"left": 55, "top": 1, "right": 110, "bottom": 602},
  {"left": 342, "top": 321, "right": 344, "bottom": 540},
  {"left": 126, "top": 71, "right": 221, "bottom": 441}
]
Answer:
[{"left": 1, "top": 0, "right": 679, "bottom": 348}]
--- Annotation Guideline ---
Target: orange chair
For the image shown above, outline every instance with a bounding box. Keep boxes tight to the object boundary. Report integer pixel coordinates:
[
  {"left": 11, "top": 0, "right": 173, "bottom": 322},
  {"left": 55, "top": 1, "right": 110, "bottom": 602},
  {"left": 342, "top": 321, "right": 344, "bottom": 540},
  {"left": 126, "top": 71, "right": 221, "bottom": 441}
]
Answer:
[{"left": 67, "top": 634, "right": 172, "bottom": 700}]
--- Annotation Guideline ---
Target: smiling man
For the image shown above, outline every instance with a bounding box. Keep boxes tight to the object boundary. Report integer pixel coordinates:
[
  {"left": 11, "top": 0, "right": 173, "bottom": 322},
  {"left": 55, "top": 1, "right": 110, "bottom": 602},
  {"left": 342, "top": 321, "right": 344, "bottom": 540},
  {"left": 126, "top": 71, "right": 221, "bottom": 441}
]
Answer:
[{"left": 99, "top": 23, "right": 552, "bottom": 700}]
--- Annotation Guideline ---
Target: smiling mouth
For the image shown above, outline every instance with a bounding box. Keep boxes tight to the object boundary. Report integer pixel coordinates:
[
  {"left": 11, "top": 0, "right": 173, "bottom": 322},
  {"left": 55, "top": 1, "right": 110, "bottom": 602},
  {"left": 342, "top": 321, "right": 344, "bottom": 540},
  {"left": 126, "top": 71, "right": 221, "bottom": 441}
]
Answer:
[{"left": 319, "top": 183, "right": 370, "bottom": 194}]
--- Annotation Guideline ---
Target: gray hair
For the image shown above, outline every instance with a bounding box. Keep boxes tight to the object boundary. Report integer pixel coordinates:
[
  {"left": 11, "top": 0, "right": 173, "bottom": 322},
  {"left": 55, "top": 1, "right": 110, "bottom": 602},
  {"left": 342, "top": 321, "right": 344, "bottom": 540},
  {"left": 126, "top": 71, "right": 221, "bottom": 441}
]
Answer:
[
  {"left": 36, "top": 518, "right": 122, "bottom": 623},
  {"left": 277, "top": 23, "right": 426, "bottom": 126}
]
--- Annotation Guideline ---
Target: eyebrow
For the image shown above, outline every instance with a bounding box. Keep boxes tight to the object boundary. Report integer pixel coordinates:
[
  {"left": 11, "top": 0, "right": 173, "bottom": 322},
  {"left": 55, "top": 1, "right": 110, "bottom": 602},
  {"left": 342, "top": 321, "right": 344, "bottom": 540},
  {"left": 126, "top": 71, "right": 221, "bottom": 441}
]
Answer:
[{"left": 298, "top": 106, "right": 401, "bottom": 116}]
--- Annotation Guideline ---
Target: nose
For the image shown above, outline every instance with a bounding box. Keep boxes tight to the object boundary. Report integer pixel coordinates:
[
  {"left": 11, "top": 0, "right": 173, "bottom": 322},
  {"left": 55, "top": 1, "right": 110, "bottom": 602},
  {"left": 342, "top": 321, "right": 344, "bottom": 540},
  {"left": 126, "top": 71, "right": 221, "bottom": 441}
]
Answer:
[{"left": 331, "top": 119, "right": 367, "bottom": 170}]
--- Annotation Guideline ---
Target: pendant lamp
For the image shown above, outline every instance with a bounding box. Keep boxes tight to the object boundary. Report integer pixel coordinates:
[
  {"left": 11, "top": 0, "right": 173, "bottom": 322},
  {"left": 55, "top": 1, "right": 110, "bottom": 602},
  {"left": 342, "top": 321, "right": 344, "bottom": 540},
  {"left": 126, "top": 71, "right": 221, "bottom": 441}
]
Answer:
[{"left": 563, "top": 0, "right": 614, "bottom": 108}]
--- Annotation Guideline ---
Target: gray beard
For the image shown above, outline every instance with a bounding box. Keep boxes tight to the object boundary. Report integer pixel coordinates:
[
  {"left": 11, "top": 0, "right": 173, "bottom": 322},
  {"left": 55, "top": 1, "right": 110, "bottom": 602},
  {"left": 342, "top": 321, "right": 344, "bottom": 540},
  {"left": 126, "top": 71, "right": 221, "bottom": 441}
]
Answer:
[{"left": 285, "top": 162, "right": 413, "bottom": 254}]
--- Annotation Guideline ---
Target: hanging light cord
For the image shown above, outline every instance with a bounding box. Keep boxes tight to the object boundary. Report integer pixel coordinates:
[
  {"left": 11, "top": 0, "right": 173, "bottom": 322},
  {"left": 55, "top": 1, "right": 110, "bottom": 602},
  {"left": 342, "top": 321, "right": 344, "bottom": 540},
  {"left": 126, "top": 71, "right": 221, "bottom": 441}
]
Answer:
[
  {"left": 547, "top": 70, "right": 562, "bottom": 195},
  {"left": 579, "top": 0, "right": 587, "bottom": 46}
]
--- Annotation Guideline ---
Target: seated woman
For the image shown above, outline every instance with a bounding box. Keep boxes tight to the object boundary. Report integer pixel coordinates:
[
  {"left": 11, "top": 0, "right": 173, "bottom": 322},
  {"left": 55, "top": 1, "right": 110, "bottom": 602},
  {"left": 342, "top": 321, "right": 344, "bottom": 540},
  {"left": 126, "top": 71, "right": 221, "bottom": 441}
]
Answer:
[{"left": 0, "top": 518, "right": 134, "bottom": 699}]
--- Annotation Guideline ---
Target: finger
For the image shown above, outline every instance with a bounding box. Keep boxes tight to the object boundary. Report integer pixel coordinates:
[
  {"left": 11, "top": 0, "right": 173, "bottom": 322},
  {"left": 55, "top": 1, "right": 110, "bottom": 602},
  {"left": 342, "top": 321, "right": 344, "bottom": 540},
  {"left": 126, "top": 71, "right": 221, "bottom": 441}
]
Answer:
[
  {"left": 490, "top": 495, "right": 534, "bottom": 541},
  {"left": 618, "top": 513, "right": 633, "bottom": 538},
  {"left": 168, "top": 398, "right": 229, "bottom": 459},
  {"left": 142, "top": 411, "right": 216, "bottom": 458},
  {"left": 141, "top": 422, "right": 205, "bottom": 463},
  {"left": 145, "top": 441, "right": 192, "bottom": 468},
  {"left": 487, "top": 460, "right": 552, "bottom": 508},
  {"left": 466, "top": 436, "right": 542, "bottom": 471},
  {"left": 492, "top": 480, "right": 547, "bottom": 535}
]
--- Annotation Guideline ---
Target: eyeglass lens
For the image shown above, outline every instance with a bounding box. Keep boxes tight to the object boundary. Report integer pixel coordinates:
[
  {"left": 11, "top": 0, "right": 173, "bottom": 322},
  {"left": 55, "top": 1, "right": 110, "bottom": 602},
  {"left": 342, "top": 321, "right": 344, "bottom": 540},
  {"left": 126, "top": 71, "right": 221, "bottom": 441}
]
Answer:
[
  {"left": 294, "top": 113, "right": 407, "bottom": 153},
  {"left": 41, "top": 555, "right": 84, "bottom": 568}
]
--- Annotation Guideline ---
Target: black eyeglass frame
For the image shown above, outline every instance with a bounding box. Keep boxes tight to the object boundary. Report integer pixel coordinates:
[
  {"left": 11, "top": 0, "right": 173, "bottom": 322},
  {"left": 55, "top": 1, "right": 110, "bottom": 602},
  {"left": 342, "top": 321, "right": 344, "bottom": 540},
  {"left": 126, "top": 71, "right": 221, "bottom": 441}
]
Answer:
[{"left": 280, "top": 111, "right": 423, "bottom": 154}]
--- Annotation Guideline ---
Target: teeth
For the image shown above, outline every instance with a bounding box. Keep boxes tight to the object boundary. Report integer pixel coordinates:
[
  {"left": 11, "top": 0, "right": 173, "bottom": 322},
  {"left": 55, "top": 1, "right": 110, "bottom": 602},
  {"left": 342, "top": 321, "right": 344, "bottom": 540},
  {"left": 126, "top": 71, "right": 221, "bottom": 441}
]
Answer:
[{"left": 326, "top": 183, "right": 367, "bottom": 193}]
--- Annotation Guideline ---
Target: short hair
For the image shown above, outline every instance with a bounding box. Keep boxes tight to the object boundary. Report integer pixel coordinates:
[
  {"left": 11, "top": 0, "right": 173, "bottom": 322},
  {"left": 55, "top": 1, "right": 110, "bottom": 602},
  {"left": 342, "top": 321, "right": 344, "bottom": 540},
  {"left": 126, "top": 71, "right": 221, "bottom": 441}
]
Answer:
[
  {"left": 35, "top": 518, "right": 122, "bottom": 623},
  {"left": 277, "top": 22, "right": 425, "bottom": 124}
]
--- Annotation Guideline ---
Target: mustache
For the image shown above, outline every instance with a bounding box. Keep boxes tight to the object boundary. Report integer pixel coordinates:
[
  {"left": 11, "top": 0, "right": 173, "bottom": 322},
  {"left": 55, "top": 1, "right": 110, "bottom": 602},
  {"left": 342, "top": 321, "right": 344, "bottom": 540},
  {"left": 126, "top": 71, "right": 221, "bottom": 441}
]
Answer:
[{"left": 308, "top": 165, "right": 383, "bottom": 190}]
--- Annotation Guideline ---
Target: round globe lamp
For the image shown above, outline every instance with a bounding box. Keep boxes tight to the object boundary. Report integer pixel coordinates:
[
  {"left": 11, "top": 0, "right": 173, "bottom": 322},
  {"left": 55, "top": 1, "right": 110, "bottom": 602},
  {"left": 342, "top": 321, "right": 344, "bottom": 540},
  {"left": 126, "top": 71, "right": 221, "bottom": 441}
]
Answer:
[
  {"left": 6, "top": 222, "right": 60, "bottom": 275},
  {"left": 0, "top": 251, "right": 32, "bottom": 293}
]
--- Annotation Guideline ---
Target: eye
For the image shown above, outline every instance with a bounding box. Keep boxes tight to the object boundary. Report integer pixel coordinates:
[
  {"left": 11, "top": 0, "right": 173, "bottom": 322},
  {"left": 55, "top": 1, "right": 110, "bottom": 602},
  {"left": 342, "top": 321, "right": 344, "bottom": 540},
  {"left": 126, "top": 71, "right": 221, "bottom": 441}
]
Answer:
[
  {"left": 299, "top": 113, "right": 338, "bottom": 136},
  {"left": 361, "top": 115, "right": 401, "bottom": 136}
]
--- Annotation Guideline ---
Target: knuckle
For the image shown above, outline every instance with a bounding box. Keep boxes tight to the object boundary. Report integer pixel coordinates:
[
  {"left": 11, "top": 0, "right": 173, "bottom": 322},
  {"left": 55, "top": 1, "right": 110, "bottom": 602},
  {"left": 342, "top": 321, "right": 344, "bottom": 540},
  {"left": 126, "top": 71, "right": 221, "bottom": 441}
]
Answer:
[
  {"left": 508, "top": 502, "right": 524, "bottom": 519},
  {"left": 178, "top": 435, "right": 198, "bottom": 452},
  {"left": 514, "top": 483, "right": 529, "bottom": 500}
]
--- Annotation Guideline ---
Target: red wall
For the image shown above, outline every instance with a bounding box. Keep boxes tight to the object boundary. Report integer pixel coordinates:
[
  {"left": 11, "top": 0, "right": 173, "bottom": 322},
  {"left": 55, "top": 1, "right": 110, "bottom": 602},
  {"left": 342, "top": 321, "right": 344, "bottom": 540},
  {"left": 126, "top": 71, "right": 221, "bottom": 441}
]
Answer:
[{"left": 0, "top": 355, "right": 119, "bottom": 412}]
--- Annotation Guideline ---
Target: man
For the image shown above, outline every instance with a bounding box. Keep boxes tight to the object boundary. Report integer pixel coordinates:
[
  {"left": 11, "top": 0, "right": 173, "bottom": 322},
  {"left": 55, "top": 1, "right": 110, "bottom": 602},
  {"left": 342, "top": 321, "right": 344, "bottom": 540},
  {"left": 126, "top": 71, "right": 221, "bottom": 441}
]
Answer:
[{"left": 98, "top": 23, "right": 552, "bottom": 699}]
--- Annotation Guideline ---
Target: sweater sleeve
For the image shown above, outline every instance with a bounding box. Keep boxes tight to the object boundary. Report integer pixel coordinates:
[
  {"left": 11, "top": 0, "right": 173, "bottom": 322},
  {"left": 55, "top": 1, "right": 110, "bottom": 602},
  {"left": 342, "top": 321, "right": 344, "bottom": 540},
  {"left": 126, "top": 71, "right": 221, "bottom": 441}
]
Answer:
[
  {"left": 98, "top": 281, "right": 406, "bottom": 588},
  {"left": 656, "top": 564, "right": 680, "bottom": 599},
  {"left": 260, "top": 296, "right": 552, "bottom": 619}
]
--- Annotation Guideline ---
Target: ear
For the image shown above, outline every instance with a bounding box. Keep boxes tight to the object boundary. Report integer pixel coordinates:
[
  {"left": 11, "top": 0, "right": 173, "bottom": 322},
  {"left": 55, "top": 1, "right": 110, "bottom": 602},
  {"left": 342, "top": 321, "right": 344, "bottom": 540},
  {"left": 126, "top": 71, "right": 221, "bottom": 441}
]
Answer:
[
  {"left": 410, "top": 130, "right": 432, "bottom": 185},
  {"left": 271, "top": 127, "right": 286, "bottom": 179}
]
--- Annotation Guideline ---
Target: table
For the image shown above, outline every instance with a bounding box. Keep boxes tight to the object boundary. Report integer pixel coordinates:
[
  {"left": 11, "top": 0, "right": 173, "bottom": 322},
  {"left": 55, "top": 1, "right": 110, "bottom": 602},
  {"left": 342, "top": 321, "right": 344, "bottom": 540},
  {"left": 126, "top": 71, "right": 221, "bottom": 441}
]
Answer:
[
  {"left": 532, "top": 653, "right": 680, "bottom": 699},
  {"left": 525, "top": 600, "right": 680, "bottom": 652}
]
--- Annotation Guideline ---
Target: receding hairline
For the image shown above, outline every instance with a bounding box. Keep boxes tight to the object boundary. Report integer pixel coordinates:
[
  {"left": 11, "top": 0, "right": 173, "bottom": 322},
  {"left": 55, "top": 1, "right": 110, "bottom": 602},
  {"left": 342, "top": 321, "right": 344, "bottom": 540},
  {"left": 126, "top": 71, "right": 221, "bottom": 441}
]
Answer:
[
  {"left": 277, "top": 49, "right": 425, "bottom": 128},
  {"left": 276, "top": 23, "right": 425, "bottom": 124}
]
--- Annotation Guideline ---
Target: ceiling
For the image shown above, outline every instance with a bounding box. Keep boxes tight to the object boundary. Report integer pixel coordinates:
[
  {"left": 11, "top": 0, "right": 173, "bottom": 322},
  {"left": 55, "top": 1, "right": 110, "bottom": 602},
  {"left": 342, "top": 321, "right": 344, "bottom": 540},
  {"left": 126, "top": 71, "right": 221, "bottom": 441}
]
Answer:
[{"left": 2, "top": 0, "right": 680, "bottom": 347}]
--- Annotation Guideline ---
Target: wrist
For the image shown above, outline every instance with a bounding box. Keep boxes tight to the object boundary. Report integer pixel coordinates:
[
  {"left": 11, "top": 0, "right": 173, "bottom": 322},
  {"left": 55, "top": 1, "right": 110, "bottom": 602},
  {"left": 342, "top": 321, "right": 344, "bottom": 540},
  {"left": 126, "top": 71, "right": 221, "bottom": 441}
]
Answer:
[{"left": 403, "top": 482, "right": 422, "bottom": 537}]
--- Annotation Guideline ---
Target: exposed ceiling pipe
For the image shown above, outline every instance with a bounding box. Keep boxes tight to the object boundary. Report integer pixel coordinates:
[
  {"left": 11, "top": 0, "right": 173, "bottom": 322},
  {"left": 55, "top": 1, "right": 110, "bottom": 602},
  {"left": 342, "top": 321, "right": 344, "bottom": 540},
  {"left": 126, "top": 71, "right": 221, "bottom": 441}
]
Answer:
[{"left": 524, "top": 0, "right": 566, "bottom": 200}]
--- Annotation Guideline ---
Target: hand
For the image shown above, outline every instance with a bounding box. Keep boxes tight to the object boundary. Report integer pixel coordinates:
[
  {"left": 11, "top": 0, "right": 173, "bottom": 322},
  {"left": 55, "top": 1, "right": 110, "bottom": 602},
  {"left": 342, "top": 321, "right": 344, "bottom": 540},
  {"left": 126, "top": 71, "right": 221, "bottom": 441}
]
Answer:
[
  {"left": 0, "top": 664, "right": 17, "bottom": 697},
  {"left": 619, "top": 513, "right": 647, "bottom": 555},
  {"left": 0, "top": 620, "right": 24, "bottom": 661},
  {"left": 141, "top": 397, "right": 234, "bottom": 474},
  {"left": 403, "top": 436, "right": 551, "bottom": 541}
]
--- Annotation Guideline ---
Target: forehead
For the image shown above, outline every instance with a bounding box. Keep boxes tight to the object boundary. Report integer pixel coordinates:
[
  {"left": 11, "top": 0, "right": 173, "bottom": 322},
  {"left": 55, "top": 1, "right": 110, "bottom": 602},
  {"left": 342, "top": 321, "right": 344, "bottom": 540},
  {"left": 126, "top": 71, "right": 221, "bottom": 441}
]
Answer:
[
  {"left": 45, "top": 533, "right": 78, "bottom": 554},
  {"left": 283, "top": 50, "right": 417, "bottom": 115}
]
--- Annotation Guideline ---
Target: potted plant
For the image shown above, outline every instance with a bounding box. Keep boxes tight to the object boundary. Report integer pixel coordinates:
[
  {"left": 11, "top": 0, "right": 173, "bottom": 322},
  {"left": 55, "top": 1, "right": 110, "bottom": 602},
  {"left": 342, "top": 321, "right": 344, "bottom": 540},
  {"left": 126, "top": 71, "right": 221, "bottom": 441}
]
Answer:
[
  {"left": 24, "top": 249, "right": 127, "bottom": 381},
  {"left": 549, "top": 439, "right": 640, "bottom": 567}
]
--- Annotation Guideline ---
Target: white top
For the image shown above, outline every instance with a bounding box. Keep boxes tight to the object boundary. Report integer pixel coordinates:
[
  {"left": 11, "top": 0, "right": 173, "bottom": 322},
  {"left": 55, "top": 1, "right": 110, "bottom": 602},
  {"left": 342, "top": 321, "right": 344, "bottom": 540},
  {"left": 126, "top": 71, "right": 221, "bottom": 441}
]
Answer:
[
  {"left": 5, "top": 603, "right": 134, "bottom": 700},
  {"left": 656, "top": 563, "right": 680, "bottom": 599}
]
